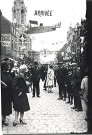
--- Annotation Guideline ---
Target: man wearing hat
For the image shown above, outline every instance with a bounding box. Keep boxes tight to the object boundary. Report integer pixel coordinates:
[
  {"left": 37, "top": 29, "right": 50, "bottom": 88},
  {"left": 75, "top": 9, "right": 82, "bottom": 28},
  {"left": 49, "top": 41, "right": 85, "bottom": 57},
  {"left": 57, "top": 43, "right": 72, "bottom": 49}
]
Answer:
[
  {"left": 56, "top": 62, "right": 68, "bottom": 100},
  {"left": 31, "top": 62, "right": 41, "bottom": 97},
  {"left": 71, "top": 63, "right": 83, "bottom": 111}
]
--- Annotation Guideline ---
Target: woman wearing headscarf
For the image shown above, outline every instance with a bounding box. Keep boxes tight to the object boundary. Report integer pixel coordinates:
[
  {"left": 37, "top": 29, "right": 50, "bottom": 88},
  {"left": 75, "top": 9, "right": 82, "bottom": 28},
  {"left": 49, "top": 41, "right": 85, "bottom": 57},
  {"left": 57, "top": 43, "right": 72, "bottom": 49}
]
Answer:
[
  {"left": 12, "top": 65, "right": 30, "bottom": 126},
  {"left": 1, "top": 61, "right": 12, "bottom": 126}
]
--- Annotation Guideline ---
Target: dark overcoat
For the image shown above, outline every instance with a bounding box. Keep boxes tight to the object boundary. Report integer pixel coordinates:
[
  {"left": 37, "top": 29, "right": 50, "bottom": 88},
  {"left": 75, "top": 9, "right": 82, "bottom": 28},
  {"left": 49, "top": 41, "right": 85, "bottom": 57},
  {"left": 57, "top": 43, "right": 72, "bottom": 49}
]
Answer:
[
  {"left": 1, "top": 71, "right": 12, "bottom": 116},
  {"left": 39, "top": 66, "right": 45, "bottom": 81},
  {"left": 71, "top": 70, "right": 81, "bottom": 95},
  {"left": 56, "top": 67, "right": 68, "bottom": 84},
  {"left": 66, "top": 74, "right": 72, "bottom": 94},
  {"left": 71, "top": 70, "right": 82, "bottom": 110},
  {"left": 31, "top": 68, "right": 40, "bottom": 84},
  {"left": 12, "top": 74, "right": 30, "bottom": 112}
]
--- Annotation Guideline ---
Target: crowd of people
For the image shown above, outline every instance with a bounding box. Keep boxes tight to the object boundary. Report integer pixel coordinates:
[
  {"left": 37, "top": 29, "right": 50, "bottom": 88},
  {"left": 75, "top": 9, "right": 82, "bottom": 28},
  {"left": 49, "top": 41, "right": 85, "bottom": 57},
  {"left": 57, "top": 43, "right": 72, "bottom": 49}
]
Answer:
[{"left": 1, "top": 58, "right": 88, "bottom": 127}]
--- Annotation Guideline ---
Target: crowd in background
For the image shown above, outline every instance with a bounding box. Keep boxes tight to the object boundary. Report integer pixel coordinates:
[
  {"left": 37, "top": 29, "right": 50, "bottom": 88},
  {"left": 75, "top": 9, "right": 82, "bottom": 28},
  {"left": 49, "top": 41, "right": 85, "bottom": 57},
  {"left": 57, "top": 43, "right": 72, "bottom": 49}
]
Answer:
[{"left": 1, "top": 58, "right": 88, "bottom": 127}]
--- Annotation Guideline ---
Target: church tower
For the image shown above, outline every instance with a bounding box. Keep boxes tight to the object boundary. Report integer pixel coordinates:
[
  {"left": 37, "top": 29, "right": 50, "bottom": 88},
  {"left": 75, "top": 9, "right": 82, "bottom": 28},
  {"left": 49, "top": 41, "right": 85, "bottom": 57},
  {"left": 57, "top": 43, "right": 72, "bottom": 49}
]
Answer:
[
  {"left": 12, "top": 0, "right": 32, "bottom": 60},
  {"left": 12, "top": 0, "right": 27, "bottom": 27}
]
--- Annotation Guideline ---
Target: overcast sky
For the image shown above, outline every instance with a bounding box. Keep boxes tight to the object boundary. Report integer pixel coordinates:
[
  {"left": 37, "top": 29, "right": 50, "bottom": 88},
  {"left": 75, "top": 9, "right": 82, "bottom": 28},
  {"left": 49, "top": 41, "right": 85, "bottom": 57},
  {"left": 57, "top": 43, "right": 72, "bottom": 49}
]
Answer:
[{"left": 0, "top": 0, "right": 86, "bottom": 51}]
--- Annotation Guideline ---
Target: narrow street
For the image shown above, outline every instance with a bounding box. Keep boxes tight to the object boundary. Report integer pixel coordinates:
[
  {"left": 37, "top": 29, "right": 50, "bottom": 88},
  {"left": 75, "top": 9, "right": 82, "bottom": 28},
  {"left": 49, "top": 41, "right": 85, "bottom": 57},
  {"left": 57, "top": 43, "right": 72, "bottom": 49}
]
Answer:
[{"left": 2, "top": 80, "right": 87, "bottom": 134}]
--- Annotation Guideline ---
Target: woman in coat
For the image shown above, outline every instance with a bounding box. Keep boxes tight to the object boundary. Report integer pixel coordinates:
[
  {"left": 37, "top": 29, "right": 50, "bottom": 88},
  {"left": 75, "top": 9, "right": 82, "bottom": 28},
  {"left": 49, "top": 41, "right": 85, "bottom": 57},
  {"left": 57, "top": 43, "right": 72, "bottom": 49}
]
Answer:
[
  {"left": 12, "top": 65, "right": 30, "bottom": 126},
  {"left": 1, "top": 61, "right": 12, "bottom": 126},
  {"left": 46, "top": 65, "right": 54, "bottom": 93}
]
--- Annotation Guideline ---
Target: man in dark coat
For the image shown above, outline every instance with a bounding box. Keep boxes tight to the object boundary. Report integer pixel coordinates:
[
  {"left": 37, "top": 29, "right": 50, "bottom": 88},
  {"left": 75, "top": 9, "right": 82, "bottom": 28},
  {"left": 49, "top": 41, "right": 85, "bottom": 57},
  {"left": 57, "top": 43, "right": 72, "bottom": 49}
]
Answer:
[
  {"left": 43, "top": 65, "right": 48, "bottom": 90},
  {"left": 56, "top": 62, "right": 68, "bottom": 100},
  {"left": 66, "top": 72, "right": 73, "bottom": 105},
  {"left": 1, "top": 61, "right": 12, "bottom": 126},
  {"left": 40, "top": 64, "right": 46, "bottom": 81},
  {"left": 71, "top": 63, "right": 83, "bottom": 111},
  {"left": 54, "top": 65, "right": 57, "bottom": 87},
  {"left": 66, "top": 66, "right": 73, "bottom": 105},
  {"left": 31, "top": 62, "right": 41, "bottom": 97}
]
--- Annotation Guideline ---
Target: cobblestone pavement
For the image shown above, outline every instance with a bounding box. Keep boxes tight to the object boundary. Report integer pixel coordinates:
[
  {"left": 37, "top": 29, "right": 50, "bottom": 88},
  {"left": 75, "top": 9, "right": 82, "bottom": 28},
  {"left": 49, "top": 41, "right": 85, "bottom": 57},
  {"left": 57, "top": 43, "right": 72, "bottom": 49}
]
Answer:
[{"left": 2, "top": 80, "right": 87, "bottom": 134}]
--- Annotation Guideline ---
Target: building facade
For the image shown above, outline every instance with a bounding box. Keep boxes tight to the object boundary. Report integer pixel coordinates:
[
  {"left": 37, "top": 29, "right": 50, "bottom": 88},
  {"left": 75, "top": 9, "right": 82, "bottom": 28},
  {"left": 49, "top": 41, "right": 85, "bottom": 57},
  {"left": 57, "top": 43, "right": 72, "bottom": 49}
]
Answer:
[
  {"left": 65, "top": 24, "right": 82, "bottom": 63},
  {"left": 56, "top": 21, "right": 86, "bottom": 70},
  {"left": 1, "top": 14, "right": 17, "bottom": 59}
]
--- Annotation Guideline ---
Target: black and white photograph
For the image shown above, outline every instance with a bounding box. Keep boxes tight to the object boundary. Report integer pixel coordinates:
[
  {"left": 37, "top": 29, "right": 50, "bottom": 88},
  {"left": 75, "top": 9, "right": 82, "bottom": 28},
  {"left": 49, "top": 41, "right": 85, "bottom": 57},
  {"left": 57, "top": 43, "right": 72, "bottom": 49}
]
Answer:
[{"left": 0, "top": 0, "right": 91, "bottom": 134}]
